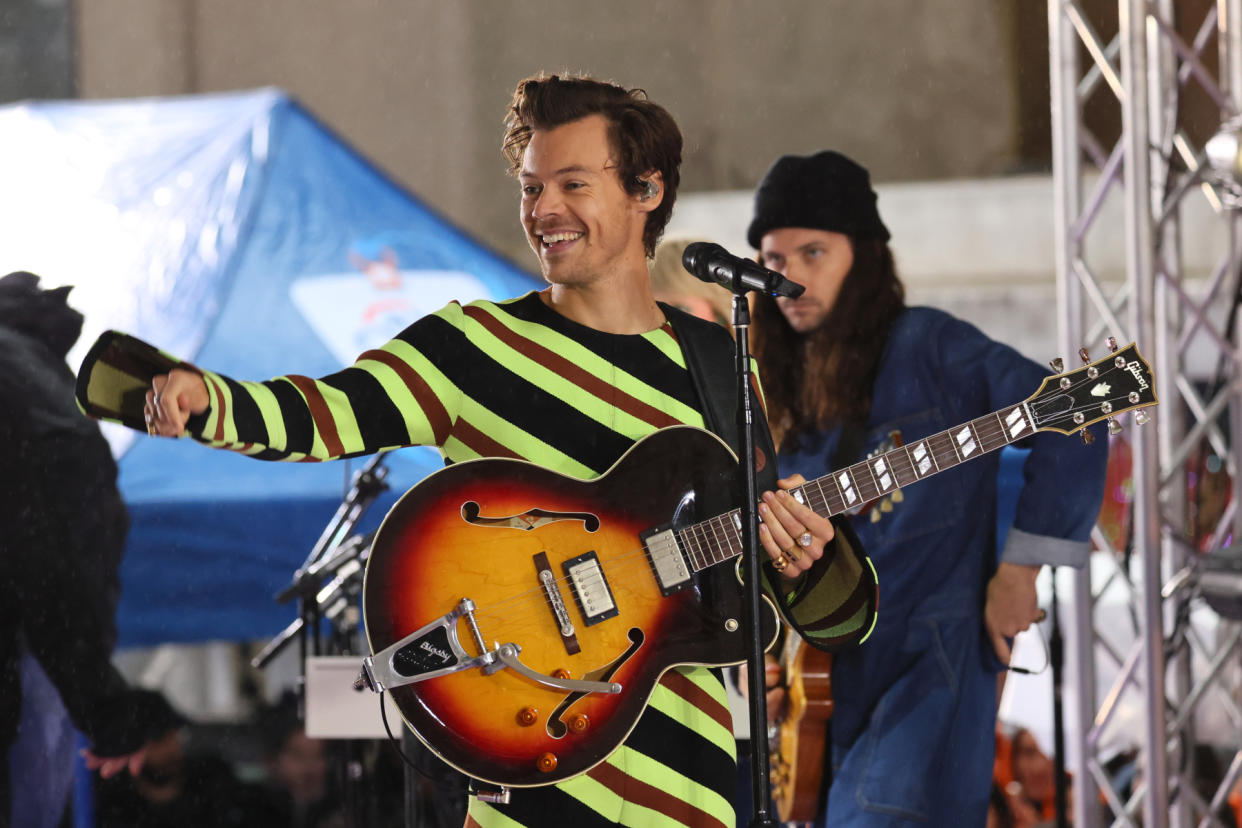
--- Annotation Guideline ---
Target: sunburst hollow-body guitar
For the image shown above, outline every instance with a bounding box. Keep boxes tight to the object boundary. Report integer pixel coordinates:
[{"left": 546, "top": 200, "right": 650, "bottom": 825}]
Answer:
[{"left": 356, "top": 343, "right": 1157, "bottom": 790}]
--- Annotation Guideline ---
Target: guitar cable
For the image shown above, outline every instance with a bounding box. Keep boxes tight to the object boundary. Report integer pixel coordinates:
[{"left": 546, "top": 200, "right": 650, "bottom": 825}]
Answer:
[{"left": 377, "top": 691, "right": 440, "bottom": 782}]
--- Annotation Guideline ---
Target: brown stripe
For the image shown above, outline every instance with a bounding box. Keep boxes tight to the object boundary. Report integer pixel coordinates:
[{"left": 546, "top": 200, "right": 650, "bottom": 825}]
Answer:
[
  {"left": 586, "top": 761, "right": 728, "bottom": 828},
  {"left": 463, "top": 305, "right": 681, "bottom": 430},
  {"left": 285, "top": 375, "right": 345, "bottom": 458},
  {"left": 204, "top": 375, "right": 228, "bottom": 443},
  {"left": 360, "top": 348, "right": 452, "bottom": 445},
  {"left": 658, "top": 670, "right": 732, "bottom": 733},
  {"left": 453, "top": 418, "right": 521, "bottom": 460},
  {"left": 464, "top": 817, "right": 483, "bottom": 828},
  {"left": 797, "top": 581, "right": 872, "bottom": 633}
]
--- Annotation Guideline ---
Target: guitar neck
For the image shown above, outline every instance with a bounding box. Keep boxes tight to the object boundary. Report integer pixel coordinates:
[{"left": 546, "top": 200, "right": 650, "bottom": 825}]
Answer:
[{"left": 679, "top": 401, "right": 1036, "bottom": 573}]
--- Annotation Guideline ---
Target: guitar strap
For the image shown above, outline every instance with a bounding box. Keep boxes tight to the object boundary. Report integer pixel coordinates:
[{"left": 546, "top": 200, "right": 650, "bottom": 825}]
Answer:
[
  {"left": 660, "top": 303, "right": 779, "bottom": 494},
  {"left": 831, "top": 421, "right": 868, "bottom": 470}
]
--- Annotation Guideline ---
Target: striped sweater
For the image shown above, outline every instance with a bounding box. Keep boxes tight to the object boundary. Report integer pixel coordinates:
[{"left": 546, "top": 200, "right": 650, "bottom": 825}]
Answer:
[{"left": 76, "top": 292, "right": 876, "bottom": 827}]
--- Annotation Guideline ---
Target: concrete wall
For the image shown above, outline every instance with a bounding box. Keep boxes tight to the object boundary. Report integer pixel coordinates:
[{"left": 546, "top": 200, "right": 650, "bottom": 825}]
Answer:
[{"left": 75, "top": 1, "right": 1027, "bottom": 261}]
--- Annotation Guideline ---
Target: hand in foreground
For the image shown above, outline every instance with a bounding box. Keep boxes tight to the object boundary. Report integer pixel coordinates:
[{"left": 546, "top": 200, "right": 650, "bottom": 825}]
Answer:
[
  {"left": 758, "top": 474, "right": 834, "bottom": 580},
  {"left": 144, "top": 368, "right": 209, "bottom": 437},
  {"left": 985, "top": 562, "right": 1045, "bottom": 664},
  {"left": 81, "top": 745, "right": 148, "bottom": 779},
  {"left": 737, "top": 654, "right": 787, "bottom": 724}
]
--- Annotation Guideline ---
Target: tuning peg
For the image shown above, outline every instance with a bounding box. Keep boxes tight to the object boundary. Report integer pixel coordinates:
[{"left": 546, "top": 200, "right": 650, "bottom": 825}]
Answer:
[
  {"left": 1136, "top": 410, "right": 1151, "bottom": 425},
  {"left": 1107, "top": 336, "right": 1118, "bottom": 352},
  {"left": 1079, "top": 347, "right": 1091, "bottom": 364},
  {"left": 1080, "top": 429, "right": 1095, "bottom": 445},
  {"left": 1107, "top": 417, "right": 1122, "bottom": 435},
  {"left": 1049, "top": 357, "right": 1064, "bottom": 373}
]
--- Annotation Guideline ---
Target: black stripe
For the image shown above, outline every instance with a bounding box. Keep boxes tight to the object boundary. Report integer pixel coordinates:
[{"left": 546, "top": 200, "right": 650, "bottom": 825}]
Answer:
[
  {"left": 480, "top": 783, "right": 620, "bottom": 827},
  {"left": 320, "top": 366, "right": 408, "bottom": 453},
  {"left": 398, "top": 313, "right": 649, "bottom": 471},
  {"left": 498, "top": 295, "right": 702, "bottom": 412},
  {"left": 266, "top": 379, "right": 318, "bottom": 456},
  {"left": 221, "top": 376, "right": 269, "bottom": 448},
  {"left": 622, "top": 677, "right": 736, "bottom": 797}
]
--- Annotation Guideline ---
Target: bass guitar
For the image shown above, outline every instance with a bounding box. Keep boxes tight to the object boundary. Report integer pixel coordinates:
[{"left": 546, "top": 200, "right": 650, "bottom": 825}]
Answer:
[{"left": 356, "top": 343, "right": 1156, "bottom": 789}]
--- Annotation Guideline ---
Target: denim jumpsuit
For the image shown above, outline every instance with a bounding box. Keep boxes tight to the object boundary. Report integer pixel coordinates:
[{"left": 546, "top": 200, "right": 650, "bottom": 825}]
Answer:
[{"left": 778, "top": 307, "right": 1109, "bottom": 827}]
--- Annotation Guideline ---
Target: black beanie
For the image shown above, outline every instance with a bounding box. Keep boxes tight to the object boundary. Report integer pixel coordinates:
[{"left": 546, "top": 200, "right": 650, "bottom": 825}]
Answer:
[{"left": 746, "top": 150, "right": 890, "bottom": 249}]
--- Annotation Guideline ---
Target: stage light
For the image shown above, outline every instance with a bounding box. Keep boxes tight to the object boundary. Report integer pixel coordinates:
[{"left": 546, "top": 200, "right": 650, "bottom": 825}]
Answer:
[{"left": 1206, "top": 116, "right": 1242, "bottom": 207}]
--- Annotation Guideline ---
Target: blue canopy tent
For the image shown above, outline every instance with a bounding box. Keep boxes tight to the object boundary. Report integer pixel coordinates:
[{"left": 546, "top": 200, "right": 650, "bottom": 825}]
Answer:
[{"left": 0, "top": 88, "right": 542, "bottom": 647}]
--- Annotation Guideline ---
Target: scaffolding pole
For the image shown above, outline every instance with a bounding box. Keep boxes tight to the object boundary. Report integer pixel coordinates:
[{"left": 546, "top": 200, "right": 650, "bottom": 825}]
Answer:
[{"left": 1049, "top": 1, "right": 1242, "bottom": 825}]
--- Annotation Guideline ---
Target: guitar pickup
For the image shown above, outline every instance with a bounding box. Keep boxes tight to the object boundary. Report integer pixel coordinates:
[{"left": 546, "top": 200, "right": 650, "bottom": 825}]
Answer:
[
  {"left": 640, "top": 525, "right": 692, "bottom": 596},
  {"left": 562, "top": 550, "right": 618, "bottom": 627}
]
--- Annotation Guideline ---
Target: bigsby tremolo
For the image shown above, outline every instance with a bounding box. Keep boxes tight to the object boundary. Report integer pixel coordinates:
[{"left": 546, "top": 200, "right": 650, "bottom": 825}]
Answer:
[{"left": 355, "top": 597, "right": 621, "bottom": 696}]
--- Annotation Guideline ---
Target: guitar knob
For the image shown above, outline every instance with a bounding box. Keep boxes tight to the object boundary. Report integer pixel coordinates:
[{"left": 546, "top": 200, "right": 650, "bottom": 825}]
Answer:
[
  {"left": 517, "top": 707, "right": 538, "bottom": 727},
  {"left": 1049, "top": 357, "right": 1064, "bottom": 373},
  {"left": 1107, "top": 336, "right": 1118, "bottom": 352},
  {"left": 1080, "top": 429, "right": 1095, "bottom": 445},
  {"left": 536, "top": 752, "right": 558, "bottom": 773},
  {"left": 1079, "top": 347, "right": 1091, "bottom": 364},
  {"left": 1107, "top": 417, "right": 1122, "bottom": 435},
  {"left": 1136, "top": 410, "right": 1152, "bottom": 425},
  {"left": 568, "top": 714, "right": 590, "bottom": 733}
]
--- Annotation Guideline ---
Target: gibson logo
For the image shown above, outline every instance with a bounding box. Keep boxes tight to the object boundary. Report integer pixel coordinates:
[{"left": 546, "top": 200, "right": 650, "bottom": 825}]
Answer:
[
  {"left": 420, "top": 640, "right": 452, "bottom": 662},
  {"left": 1125, "top": 360, "right": 1150, "bottom": 392}
]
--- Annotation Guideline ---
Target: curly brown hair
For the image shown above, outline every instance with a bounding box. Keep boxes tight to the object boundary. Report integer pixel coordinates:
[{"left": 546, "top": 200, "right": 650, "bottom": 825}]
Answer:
[
  {"left": 501, "top": 73, "right": 682, "bottom": 258},
  {"left": 750, "top": 240, "right": 906, "bottom": 449}
]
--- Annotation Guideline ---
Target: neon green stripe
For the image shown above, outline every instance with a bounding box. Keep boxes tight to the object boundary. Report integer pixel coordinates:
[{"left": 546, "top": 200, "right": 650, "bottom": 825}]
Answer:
[
  {"left": 197, "top": 370, "right": 226, "bottom": 440},
  {"left": 641, "top": 326, "right": 687, "bottom": 365},
  {"left": 805, "top": 602, "right": 869, "bottom": 644},
  {"left": 556, "top": 771, "right": 625, "bottom": 822},
  {"left": 355, "top": 354, "right": 437, "bottom": 447},
  {"left": 314, "top": 381, "right": 365, "bottom": 455},
  {"left": 860, "top": 556, "right": 879, "bottom": 644},
  {"left": 373, "top": 336, "right": 464, "bottom": 436},
  {"left": 609, "top": 746, "right": 735, "bottom": 827},
  {"left": 236, "top": 380, "right": 288, "bottom": 452},
  {"left": 440, "top": 434, "right": 481, "bottom": 463},
  {"left": 462, "top": 304, "right": 701, "bottom": 439},
  {"left": 466, "top": 799, "right": 528, "bottom": 828},
  {"left": 270, "top": 377, "right": 329, "bottom": 459},
  {"left": 456, "top": 396, "right": 597, "bottom": 479},
  {"left": 647, "top": 678, "right": 735, "bottom": 759}
]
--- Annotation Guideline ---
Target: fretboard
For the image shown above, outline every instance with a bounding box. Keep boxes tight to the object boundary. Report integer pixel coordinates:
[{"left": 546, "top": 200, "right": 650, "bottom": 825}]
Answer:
[{"left": 676, "top": 401, "right": 1036, "bottom": 572}]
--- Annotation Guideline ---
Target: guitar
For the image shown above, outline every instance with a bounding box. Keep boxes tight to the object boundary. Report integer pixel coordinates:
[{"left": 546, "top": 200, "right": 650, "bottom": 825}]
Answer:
[
  {"left": 770, "top": 432, "right": 898, "bottom": 822},
  {"left": 357, "top": 344, "right": 1157, "bottom": 789},
  {"left": 771, "top": 633, "right": 833, "bottom": 823}
]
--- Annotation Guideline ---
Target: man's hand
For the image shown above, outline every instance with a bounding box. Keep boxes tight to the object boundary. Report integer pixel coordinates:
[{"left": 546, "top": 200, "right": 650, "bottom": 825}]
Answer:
[
  {"left": 737, "top": 654, "right": 787, "bottom": 725},
  {"left": 758, "top": 474, "right": 835, "bottom": 580},
  {"left": 81, "top": 745, "right": 148, "bottom": 779},
  {"left": 985, "top": 562, "right": 1044, "bottom": 664},
  {"left": 144, "top": 368, "right": 209, "bottom": 437}
]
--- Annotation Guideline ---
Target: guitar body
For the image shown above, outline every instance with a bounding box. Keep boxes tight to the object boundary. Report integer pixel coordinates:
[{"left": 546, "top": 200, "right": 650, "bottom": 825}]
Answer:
[
  {"left": 363, "top": 426, "right": 780, "bottom": 787},
  {"left": 772, "top": 635, "right": 834, "bottom": 823}
]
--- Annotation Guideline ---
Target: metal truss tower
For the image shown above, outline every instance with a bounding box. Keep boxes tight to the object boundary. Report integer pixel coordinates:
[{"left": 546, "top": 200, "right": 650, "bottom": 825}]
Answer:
[{"left": 1050, "top": 1, "right": 1242, "bottom": 825}]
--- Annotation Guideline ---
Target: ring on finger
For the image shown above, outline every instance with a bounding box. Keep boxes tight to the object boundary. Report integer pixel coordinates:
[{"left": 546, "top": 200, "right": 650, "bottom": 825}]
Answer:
[
  {"left": 782, "top": 543, "right": 800, "bottom": 562},
  {"left": 799, "top": 532, "right": 813, "bottom": 548},
  {"left": 771, "top": 554, "right": 788, "bottom": 572}
]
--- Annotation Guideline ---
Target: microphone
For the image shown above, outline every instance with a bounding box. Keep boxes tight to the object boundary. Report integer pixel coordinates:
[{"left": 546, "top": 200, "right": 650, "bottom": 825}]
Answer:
[{"left": 681, "top": 242, "right": 804, "bottom": 298}]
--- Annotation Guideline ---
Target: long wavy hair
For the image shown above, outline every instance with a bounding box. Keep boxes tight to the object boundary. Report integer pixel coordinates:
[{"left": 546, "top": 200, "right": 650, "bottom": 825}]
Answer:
[{"left": 750, "top": 239, "right": 905, "bottom": 450}]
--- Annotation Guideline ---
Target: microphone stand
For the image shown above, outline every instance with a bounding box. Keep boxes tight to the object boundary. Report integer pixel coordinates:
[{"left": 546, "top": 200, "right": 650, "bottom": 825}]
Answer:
[
  {"left": 729, "top": 286, "right": 778, "bottom": 828},
  {"left": 1050, "top": 570, "right": 1069, "bottom": 828}
]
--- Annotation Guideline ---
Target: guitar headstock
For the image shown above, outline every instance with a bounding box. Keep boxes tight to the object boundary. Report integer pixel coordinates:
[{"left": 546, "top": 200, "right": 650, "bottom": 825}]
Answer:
[{"left": 1026, "top": 343, "right": 1157, "bottom": 436}]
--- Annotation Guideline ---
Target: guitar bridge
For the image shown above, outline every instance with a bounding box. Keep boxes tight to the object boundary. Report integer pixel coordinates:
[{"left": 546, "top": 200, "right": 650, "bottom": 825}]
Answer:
[{"left": 358, "top": 597, "right": 496, "bottom": 692}]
